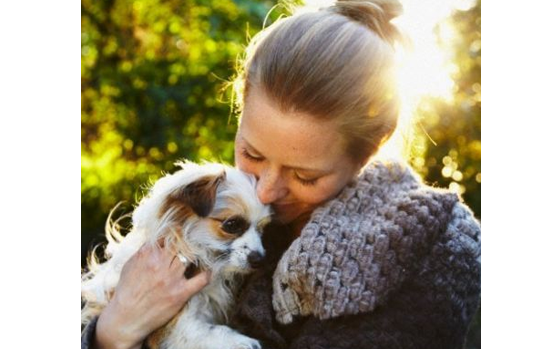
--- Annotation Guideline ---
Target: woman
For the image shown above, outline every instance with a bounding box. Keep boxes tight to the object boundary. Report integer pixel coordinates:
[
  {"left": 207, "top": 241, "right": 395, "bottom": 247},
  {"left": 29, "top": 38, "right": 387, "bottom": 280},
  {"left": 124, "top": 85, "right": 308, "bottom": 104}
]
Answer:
[{"left": 82, "top": 1, "right": 481, "bottom": 348}]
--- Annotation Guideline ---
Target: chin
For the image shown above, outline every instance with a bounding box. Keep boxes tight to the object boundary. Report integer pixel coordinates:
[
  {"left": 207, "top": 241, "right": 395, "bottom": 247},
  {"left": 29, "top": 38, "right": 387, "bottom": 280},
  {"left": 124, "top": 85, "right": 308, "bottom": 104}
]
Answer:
[
  {"left": 81, "top": 161, "right": 271, "bottom": 349},
  {"left": 273, "top": 207, "right": 312, "bottom": 225}
]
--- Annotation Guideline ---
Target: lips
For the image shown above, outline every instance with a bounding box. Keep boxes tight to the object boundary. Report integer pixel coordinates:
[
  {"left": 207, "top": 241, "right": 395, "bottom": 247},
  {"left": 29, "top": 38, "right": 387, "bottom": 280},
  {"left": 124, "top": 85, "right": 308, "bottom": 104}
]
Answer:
[
  {"left": 272, "top": 203, "right": 294, "bottom": 214},
  {"left": 273, "top": 202, "right": 295, "bottom": 210}
]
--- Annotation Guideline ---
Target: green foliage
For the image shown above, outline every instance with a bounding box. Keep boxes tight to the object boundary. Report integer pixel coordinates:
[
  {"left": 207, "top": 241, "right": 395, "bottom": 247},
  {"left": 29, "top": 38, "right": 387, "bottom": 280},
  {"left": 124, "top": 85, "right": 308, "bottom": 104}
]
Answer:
[
  {"left": 81, "top": 0, "right": 283, "bottom": 258},
  {"left": 411, "top": 2, "right": 481, "bottom": 219}
]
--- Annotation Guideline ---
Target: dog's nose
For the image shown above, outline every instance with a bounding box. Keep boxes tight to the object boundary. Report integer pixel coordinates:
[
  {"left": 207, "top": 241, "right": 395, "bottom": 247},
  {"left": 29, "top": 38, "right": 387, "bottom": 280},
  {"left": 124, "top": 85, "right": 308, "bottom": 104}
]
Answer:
[{"left": 247, "top": 251, "right": 265, "bottom": 269}]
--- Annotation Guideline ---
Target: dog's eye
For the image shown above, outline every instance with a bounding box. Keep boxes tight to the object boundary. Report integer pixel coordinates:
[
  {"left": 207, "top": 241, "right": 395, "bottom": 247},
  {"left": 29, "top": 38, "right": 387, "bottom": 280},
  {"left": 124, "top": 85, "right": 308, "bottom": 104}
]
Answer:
[{"left": 221, "top": 217, "right": 249, "bottom": 235}]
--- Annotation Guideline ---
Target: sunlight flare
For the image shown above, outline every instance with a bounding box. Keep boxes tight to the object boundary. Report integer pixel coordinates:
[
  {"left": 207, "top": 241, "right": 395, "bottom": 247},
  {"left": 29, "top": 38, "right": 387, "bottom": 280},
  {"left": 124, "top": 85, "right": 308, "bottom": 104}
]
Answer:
[{"left": 377, "top": 0, "right": 475, "bottom": 160}]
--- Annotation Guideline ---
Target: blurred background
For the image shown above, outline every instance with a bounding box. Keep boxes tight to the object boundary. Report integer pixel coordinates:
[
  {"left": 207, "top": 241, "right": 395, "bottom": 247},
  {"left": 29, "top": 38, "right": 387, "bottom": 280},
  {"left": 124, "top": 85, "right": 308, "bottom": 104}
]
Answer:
[{"left": 81, "top": 0, "right": 480, "bottom": 347}]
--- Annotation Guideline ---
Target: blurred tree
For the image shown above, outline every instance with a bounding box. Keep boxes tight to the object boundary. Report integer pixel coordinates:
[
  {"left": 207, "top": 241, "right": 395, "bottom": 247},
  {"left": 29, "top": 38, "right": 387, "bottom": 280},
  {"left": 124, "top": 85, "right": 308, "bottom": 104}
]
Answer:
[
  {"left": 81, "top": 0, "right": 282, "bottom": 263},
  {"left": 410, "top": 1, "right": 481, "bottom": 218}
]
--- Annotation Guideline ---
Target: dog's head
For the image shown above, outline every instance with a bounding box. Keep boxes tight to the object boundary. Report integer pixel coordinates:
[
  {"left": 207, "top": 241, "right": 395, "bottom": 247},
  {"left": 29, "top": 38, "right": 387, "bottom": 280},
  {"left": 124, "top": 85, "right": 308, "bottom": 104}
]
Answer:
[{"left": 132, "top": 161, "right": 272, "bottom": 274}]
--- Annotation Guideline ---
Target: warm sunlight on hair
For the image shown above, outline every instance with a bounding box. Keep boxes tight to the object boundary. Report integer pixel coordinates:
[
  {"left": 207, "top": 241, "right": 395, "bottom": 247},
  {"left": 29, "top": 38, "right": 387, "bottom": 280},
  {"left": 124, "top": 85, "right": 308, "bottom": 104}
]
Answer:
[
  {"left": 375, "top": 0, "right": 477, "bottom": 161},
  {"left": 236, "top": 0, "right": 477, "bottom": 166}
]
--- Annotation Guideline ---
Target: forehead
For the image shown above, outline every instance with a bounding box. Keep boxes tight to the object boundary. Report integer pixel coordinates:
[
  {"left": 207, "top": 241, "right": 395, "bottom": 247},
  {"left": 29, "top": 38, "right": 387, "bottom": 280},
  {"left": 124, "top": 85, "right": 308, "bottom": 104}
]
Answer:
[{"left": 240, "top": 89, "right": 346, "bottom": 169}]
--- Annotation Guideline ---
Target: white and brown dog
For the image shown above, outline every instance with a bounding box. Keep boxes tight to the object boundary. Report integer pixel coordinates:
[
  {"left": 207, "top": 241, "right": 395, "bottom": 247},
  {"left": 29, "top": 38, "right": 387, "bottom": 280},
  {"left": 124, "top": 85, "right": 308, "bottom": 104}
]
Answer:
[{"left": 81, "top": 161, "right": 271, "bottom": 349}]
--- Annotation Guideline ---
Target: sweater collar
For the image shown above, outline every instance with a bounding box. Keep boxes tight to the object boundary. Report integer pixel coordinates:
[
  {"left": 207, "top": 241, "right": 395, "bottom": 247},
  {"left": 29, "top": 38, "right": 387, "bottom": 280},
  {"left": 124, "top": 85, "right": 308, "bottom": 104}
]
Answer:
[{"left": 271, "top": 160, "right": 459, "bottom": 323}]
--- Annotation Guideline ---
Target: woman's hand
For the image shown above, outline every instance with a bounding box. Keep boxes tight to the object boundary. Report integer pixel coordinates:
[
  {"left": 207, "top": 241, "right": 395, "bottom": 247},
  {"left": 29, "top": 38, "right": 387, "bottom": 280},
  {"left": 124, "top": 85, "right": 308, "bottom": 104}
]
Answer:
[{"left": 93, "top": 242, "right": 211, "bottom": 349}]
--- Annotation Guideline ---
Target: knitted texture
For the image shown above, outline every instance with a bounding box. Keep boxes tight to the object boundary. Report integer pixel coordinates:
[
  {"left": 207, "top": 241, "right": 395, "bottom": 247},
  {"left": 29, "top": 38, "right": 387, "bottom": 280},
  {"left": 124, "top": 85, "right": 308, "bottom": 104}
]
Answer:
[{"left": 272, "top": 160, "right": 481, "bottom": 324}]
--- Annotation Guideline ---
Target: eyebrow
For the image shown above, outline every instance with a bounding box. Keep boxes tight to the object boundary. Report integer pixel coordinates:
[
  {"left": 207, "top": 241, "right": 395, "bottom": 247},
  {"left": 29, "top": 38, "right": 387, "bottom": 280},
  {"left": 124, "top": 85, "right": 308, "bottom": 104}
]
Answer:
[{"left": 242, "top": 137, "right": 331, "bottom": 175}]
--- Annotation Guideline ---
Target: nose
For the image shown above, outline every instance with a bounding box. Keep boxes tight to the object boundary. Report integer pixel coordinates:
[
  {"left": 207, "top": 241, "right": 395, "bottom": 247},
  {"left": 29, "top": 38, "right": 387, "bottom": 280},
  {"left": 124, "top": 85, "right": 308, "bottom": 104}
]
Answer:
[
  {"left": 256, "top": 168, "right": 288, "bottom": 205},
  {"left": 247, "top": 251, "right": 265, "bottom": 269}
]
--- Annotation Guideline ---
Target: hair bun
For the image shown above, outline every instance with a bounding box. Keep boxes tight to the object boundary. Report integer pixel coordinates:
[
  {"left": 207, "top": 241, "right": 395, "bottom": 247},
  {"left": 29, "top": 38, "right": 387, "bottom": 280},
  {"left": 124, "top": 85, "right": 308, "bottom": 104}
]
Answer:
[{"left": 327, "top": 0, "right": 404, "bottom": 45}]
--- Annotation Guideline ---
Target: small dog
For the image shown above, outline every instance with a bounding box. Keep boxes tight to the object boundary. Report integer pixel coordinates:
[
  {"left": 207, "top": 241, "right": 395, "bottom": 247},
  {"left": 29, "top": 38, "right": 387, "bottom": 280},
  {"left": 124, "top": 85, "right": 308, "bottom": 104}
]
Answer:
[{"left": 82, "top": 161, "right": 271, "bottom": 349}]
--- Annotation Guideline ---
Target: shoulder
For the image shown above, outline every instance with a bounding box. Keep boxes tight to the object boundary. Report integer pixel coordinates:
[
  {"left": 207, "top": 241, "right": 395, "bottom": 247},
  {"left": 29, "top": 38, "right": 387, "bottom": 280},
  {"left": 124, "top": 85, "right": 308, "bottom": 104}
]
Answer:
[
  {"left": 311, "top": 160, "right": 472, "bottom": 245},
  {"left": 321, "top": 159, "right": 462, "bottom": 217},
  {"left": 446, "top": 199, "right": 481, "bottom": 243},
  {"left": 359, "top": 160, "right": 479, "bottom": 231},
  {"left": 363, "top": 160, "right": 481, "bottom": 260}
]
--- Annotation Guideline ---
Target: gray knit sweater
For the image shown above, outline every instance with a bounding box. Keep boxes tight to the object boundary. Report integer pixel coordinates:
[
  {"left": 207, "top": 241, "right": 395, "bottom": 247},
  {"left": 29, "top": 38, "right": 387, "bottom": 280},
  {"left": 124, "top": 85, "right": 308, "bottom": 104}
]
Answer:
[
  {"left": 272, "top": 160, "right": 481, "bottom": 325},
  {"left": 229, "top": 160, "right": 480, "bottom": 349}
]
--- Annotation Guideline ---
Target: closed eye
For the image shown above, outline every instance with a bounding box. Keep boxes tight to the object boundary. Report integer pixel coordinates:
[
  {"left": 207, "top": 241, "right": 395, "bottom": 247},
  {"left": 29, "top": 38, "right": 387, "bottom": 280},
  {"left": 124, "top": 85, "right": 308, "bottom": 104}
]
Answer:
[
  {"left": 293, "top": 172, "right": 319, "bottom": 186},
  {"left": 241, "top": 148, "right": 264, "bottom": 162}
]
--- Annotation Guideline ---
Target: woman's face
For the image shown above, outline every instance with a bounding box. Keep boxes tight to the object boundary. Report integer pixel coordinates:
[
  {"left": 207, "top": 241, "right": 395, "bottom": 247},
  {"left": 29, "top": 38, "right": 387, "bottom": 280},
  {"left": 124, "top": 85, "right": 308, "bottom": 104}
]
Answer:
[{"left": 235, "top": 88, "right": 362, "bottom": 225}]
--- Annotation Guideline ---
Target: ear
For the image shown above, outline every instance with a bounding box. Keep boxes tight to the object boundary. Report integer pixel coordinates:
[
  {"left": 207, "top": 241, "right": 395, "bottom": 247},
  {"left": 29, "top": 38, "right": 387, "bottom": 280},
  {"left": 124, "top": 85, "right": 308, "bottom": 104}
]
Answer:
[{"left": 175, "top": 171, "right": 226, "bottom": 217}]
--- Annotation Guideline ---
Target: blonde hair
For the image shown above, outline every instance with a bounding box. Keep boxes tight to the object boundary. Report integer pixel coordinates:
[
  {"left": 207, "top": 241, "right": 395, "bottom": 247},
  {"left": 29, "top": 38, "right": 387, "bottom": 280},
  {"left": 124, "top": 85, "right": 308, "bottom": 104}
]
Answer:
[{"left": 234, "top": 0, "right": 405, "bottom": 163}]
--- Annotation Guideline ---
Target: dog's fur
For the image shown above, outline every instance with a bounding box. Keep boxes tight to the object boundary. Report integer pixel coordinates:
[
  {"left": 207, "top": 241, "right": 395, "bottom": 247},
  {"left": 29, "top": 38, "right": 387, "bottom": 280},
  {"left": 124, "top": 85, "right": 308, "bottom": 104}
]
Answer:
[{"left": 82, "top": 161, "right": 271, "bottom": 349}]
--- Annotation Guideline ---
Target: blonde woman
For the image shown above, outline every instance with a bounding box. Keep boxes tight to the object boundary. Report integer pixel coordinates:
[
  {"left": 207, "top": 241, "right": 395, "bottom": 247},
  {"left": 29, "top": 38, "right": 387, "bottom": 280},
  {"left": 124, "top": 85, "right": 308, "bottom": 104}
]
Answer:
[{"left": 82, "top": 1, "right": 481, "bottom": 348}]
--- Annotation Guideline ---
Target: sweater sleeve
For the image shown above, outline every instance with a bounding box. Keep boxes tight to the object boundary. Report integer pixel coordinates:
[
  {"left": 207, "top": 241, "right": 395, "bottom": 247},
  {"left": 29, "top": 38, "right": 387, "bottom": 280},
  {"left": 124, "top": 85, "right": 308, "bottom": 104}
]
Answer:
[
  {"left": 81, "top": 317, "right": 153, "bottom": 349},
  {"left": 239, "top": 267, "right": 478, "bottom": 349},
  {"left": 285, "top": 293, "right": 472, "bottom": 349},
  {"left": 81, "top": 316, "right": 99, "bottom": 349},
  {"left": 287, "top": 313, "right": 425, "bottom": 349}
]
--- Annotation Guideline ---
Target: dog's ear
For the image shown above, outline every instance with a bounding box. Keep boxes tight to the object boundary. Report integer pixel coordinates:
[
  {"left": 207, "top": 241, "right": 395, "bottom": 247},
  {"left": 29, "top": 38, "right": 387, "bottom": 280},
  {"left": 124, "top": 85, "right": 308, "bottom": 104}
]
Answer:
[
  {"left": 159, "top": 171, "right": 226, "bottom": 221},
  {"left": 174, "top": 171, "right": 226, "bottom": 217}
]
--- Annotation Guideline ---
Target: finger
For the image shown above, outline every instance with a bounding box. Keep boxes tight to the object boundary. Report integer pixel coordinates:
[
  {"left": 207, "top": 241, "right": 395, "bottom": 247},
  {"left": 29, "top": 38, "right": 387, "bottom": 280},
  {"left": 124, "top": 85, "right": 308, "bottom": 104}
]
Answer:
[
  {"left": 168, "top": 254, "right": 187, "bottom": 273},
  {"left": 125, "top": 242, "right": 150, "bottom": 265},
  {"left": 158, "top": 239, "right": 182, "bottom": 260},
  {"left": 134, "top": 241, "right": 166, "bottom": 267},
  {"left": 137, "top": 241, "right": 150, "bottom": 254},
  {"left": 180, "top": 270, "right": 211, "bottom": 296}
]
